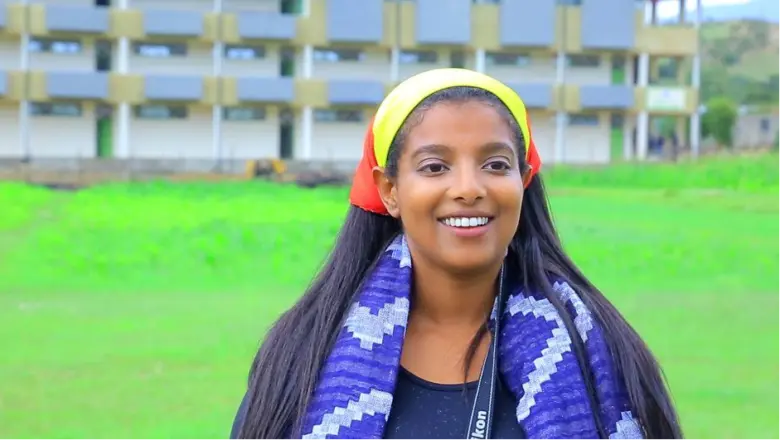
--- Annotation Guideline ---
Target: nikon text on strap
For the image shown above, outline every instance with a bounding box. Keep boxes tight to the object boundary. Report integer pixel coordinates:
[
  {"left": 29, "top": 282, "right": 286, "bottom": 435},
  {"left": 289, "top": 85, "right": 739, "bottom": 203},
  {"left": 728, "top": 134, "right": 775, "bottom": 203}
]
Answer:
[{"left": 465, "top": 266, "right": 507, "bottom": 440}]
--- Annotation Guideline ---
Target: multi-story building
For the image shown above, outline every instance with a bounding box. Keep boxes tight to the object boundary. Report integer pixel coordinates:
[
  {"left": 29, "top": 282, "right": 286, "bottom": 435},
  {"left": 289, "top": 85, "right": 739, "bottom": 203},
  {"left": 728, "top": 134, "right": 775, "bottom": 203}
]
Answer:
[{"left": 0, "top": 0, "right": 701, "bottom": 167}]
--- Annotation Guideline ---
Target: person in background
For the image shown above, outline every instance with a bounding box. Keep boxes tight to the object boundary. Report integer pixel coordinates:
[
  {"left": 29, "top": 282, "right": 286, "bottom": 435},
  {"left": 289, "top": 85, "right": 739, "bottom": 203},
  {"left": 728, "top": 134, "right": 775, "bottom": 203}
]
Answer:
[{"left": 230, "top": 68, "right": 682, "bottom": 439}]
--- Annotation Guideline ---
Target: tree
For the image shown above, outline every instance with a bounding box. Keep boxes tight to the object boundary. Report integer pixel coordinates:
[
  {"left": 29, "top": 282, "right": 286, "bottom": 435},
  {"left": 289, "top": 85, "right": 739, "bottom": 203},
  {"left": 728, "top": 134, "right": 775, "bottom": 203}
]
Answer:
[
  {"left": 702, "top": 97, "right": 738, "bottom": 148},
  {"left": 701, "top": 66, "right": 730, "bottom": 102},
  {"left": 774, "top": 130, "right": 779, "bottom": 152}
]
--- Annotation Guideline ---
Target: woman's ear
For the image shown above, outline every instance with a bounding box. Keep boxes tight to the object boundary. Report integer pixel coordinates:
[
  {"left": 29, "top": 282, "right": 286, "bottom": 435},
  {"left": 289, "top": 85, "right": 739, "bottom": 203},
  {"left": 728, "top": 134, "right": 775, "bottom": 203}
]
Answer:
[
  {"left": 372, "top": 166, "right": 401, "bottom": 218},
  {"left": 521, "top": 163, "right": 534, "bottom": 188}
]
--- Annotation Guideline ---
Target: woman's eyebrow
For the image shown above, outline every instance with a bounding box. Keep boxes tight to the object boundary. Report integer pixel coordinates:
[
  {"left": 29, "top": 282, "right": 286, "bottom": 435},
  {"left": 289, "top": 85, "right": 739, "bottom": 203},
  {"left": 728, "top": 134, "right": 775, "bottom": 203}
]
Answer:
[
  {"left": 480, "top": 142, "right": 516, "bottom": 156},
  {"left": 410, "top": 144, "right": 450, "bottom": 159},
  {"left": 411, "top": 142, "right": 515, "bottom": 160}
]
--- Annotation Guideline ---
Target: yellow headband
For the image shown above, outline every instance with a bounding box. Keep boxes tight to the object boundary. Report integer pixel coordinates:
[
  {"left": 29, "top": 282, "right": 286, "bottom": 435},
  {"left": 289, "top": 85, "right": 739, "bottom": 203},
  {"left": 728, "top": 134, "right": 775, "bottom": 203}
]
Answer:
[{"left": 371, "top": 68, "right": 532, "bottom": 167}]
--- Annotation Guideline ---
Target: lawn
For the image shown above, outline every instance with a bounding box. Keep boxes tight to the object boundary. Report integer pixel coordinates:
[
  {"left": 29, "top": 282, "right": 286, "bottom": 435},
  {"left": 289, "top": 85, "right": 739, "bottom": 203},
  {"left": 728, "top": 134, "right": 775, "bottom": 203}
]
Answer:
[{"left": 0, "top": 154, "right": 778, "bottom": 439}]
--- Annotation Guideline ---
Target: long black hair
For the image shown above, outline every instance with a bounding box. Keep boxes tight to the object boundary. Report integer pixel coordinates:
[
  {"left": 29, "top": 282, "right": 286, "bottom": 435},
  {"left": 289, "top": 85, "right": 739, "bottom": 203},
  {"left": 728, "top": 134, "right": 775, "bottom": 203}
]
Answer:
[{"left": 237, "top": 87, "right": 682, "bottom": 439}]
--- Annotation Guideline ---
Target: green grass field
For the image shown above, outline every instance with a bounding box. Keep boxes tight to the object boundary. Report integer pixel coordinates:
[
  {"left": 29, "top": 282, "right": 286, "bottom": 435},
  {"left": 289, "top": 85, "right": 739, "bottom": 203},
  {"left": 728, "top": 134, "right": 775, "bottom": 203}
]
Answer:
[{"left": 1, "top": 154, "right": 778, "bottom": 439}]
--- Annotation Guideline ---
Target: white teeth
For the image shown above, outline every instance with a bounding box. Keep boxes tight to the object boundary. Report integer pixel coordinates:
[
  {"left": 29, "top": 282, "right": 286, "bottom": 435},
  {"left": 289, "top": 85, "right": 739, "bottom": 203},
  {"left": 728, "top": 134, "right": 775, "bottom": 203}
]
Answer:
[{"left": 441, "top": 217, "right": 490, "bottom": 228}]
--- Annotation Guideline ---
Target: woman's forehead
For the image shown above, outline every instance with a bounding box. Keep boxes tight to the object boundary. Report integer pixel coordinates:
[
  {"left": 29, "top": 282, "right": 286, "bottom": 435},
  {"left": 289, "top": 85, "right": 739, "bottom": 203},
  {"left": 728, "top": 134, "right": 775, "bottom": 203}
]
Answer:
[{"left": 404, "top": 101, "right": 515, "bottom": 147}]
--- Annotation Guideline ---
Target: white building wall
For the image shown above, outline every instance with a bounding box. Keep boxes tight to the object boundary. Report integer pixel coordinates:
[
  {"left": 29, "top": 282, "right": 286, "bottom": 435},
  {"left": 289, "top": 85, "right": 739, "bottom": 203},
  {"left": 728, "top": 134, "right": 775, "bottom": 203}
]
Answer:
[
  {"left": 2, "top": 1, "right": 644, "bottom": 166},
  {"left": 563, "top": 54, "right": 612, "bottom": 163},
  {"left": 22, "top": 37, "right": 96, "bottom": 159},
  {"left": 485, "top": 54, "right": 557, "bottom": 84},
  {"left": 29, "top": 0, "right": 93, "bottom": 5},
  {"left": 566, "top": 112, "right": 611, "bottom": 164},
  {"left": 126, "top": 105, "right": 213, "bottom": 159},
  {"left": 0, "top": 40, "right": 21, "bottom": 69},
  {"left": 28, "top": 38, "right": 95, "bottom": 71},
  {"left": 305, "top": 47, "right": 389, "bottom": 161},
  {"left": 222, "top": 44, "right": 281, "bottom": 77},
  {"left": 126, "top": 42, "right": 212, "bottom": 75},
  {"left": 309, "top": 110, "right": 368, "bottom": 161},
  {"left": 566, "top": 54, "right": 612, "bottom": 85},
  {"left": 528, "top": 111, "right": 556, "bottom": 162},
  {"left": 223, "top": 0, "right": 279, "bottom": 12},
  {"left": 28, "top": 103, "right": 96, "bottom": 158},
  {"left": 118, "top": 36, "right": 213, "bottom": 159},
  {"left": 462, "top": 52, "right": 477, "bottom": 71},
  {"left": 397, "top": 49, "right": 450, "bottom": 81},
  {"left": 128, "top": 0, "right": 213, "bottom": 11},
  {"left": 221, "top": 106, "right": 280, "bottom": 159},
  {"left": 312, "top": 48, "right": 391, "bottom": 81},
  {"left": 0, "top": 105, "right": 22, "bottom": 158}
]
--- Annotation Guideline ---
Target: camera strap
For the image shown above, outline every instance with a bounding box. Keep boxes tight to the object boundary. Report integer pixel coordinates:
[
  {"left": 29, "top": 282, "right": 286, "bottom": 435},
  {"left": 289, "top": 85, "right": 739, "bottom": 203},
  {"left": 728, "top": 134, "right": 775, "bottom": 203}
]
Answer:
[{"left": 465, "top": 266, "right": 507, "bottom": 440}]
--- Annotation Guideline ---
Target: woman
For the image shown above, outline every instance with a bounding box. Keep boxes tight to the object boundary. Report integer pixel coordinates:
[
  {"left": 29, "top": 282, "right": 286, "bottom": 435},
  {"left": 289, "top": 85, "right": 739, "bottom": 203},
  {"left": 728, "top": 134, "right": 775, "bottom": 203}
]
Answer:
[{"left": 231, "top": 69, "right": 682, "bottom": 439}]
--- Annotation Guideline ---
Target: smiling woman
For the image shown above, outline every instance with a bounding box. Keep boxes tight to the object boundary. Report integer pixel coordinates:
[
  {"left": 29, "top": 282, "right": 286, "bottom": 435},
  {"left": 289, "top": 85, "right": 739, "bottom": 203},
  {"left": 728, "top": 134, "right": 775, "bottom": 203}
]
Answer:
[{"left": 230, "top": 69, "right": 682, "bottom": 439}]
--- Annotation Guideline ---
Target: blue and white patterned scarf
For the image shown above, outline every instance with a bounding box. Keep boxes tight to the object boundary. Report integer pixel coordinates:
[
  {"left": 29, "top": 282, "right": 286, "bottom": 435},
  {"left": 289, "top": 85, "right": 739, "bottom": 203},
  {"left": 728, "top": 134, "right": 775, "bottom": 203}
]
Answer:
[{"left": 298, "top": 234, "right": 644, "bottom": 439}]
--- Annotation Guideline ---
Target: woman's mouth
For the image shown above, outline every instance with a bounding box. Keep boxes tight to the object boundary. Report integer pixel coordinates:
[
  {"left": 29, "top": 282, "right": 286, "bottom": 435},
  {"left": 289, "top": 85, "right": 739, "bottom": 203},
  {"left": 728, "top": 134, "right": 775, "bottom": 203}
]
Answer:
[
  {"left": 439, "top": 216, "right": 491, "bottom": 228},
  {"left": 438, "top": 216, "right": 493, "bottom": 238}
]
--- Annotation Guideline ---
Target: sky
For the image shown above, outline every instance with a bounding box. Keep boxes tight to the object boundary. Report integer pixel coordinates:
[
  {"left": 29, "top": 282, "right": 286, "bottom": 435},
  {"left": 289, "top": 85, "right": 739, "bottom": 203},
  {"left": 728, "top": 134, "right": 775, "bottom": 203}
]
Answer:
[{"left": 656, "top": 0, "right": 748, "bottom": 18}]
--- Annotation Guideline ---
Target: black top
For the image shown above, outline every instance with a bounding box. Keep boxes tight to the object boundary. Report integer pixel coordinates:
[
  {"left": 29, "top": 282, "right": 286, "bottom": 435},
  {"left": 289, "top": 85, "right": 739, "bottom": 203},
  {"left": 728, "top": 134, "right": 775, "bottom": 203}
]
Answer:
[
  {"left": 384, "top": 367, "right": 525, "bottom": 439},
  {"left": 229, "top": 368, "right": 526, "bottom": 439}
]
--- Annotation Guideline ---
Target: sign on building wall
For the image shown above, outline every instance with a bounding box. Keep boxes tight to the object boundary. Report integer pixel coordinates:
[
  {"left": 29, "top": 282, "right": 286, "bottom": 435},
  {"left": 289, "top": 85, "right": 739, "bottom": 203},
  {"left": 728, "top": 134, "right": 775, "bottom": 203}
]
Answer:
[{"left": 646, "top": 87, "right": 687, "bottom": 112}]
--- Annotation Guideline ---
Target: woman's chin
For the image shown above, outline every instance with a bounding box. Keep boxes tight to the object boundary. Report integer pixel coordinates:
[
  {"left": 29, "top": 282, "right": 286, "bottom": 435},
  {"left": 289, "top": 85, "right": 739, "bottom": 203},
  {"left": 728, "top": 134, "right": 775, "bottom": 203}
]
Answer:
[{"left": 440, "top": 252, "right": 504, "bottom": 277}]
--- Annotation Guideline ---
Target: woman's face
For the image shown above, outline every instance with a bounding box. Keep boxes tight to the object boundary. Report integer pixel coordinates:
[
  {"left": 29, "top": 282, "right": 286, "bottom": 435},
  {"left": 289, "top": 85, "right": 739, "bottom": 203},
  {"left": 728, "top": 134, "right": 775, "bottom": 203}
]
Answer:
[{"left": 381, "top": 100, "right": 525, "bottom": 274}]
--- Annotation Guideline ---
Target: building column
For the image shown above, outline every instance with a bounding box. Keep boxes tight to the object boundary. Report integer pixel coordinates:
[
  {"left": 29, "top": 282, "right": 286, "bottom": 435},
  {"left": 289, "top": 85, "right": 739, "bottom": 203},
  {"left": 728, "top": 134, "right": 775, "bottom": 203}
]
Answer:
[
  {"left": 636, "top": 52, "right": 650, "bottom": 160},
  {"left": 651, "top": 0, "right": 658, "bottom": 24},
  {"left": 301, "top": 44, "right": 313, "bottom": 160},
  {"left": 212, "top": 0, "right": 224, "bottom": 163},
  {"left": 690, "top": 0, "right": 702, "bottom": 158},
  {"left": 623, "top": 117, "right": 633, "bottom": 160},
  {"left": 115, "top": 0, "right": 130, "bottom": 159},
  {"left": 19, "top": 0, "right": 30, "bottom": 159},
  {"left": 390, "top": 48, "right": 400, "bottom": 82},
  {"left": 554, "top": 51, "right": 566, "bottom": 163},
  {"left": 390, "top": 0, "right": 401, "bottom": 82},
  {"left": 636, "top": 113, "right": 650, "bottom": 160},
  {"left": 474, "top": 49, "right": 486, "bottom": 73},
  {"left": 623, "top": 55, "right": 633, "bottom": 160}
]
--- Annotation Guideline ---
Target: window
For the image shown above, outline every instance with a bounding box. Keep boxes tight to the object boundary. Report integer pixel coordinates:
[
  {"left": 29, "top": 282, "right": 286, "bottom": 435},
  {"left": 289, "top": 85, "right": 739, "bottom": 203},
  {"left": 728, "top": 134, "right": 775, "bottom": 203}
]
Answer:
[
  {"left": 486, "top": 52, "right": 531, "bottom": 67},
  {"left": 398, "top": 50, "right": 438, "bottom": 64},
  {"left": 314, "top": 109, "right": 364, "bottom": 123},
  {"left": 760, "top": 118, "right": 771, "bottom": 132},
  {"left": 134, "top": 105, "right": 188, "bottom": 120},
  {"left": 610, "top": 114, "right": 625, "bottom": 129},
  {"left": 657, "top": 58, "right": 678, "bottom": 80},
  {"left": 280, "top": 0, "right": 303, "bottom": 14},
  {"left": 96, "top": 40, "right": 112, "bottom": 71},
  {"left": 225, "top": 45, "right": 266, "bottom": 60},
  {"left": 567, "top": 55, "right": 601, "bottom": 68},
  {"left": 30, "top": 102, "right": 82, "bottom": 117},
  {"left": 29, "top": 38, "right": 82, "bottom": 54},
  {"left": 450, "top": 51, "right": 465, "bottom": 68},
  {"left": 569, "top": 114, "right": 600, "bottom": 126},
  {"left": 133, "top": 43, "right": 187, "bottom": 57},
  {"left": 611, "top": 55, "right": 626, "bottom": 69},
  {"left": 223, "top": 106, "right": 267, "bottom": 121},
  {"left": 313, "top": 48, "right": 364, "bottom": 62},
  {"left": 280, "top": 47, "right": 296, "bottom": 77},
  {"left": 279, "top": 108, "right": 295, "bottom": 124}
]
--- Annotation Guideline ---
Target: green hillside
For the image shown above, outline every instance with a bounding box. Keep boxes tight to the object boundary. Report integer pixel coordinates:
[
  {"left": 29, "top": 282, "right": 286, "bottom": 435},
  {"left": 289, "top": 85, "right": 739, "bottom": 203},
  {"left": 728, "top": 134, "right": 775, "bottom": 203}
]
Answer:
[{"left": 701, "top": 19, "right": 779, "bottom": 105}]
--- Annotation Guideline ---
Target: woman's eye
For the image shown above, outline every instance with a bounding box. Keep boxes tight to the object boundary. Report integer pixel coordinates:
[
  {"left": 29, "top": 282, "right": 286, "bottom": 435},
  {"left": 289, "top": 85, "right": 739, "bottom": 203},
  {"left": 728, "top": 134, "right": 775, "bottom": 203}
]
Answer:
[
  {"left": 485, "top": 161, "right": 511, "bottom": 171},
  {"left": 420, "top": 163, "right": 447, "bottom": 174}
]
